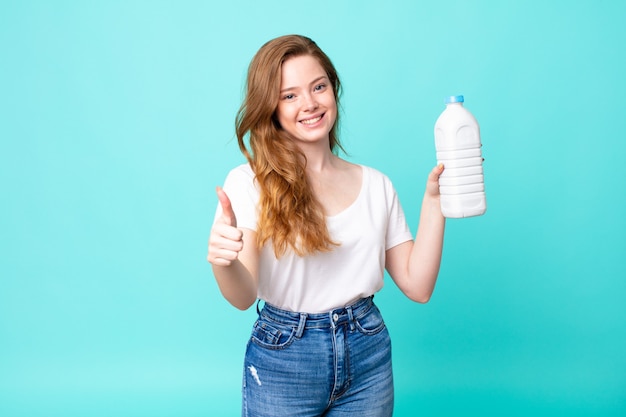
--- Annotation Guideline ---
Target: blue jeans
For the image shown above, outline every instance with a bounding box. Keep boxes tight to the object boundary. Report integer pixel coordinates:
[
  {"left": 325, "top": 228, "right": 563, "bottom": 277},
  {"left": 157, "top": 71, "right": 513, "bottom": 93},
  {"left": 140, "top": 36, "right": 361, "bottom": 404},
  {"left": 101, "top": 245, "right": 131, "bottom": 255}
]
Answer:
[{"left": 242, "top": 296, "right": 394, "bottom": 416}]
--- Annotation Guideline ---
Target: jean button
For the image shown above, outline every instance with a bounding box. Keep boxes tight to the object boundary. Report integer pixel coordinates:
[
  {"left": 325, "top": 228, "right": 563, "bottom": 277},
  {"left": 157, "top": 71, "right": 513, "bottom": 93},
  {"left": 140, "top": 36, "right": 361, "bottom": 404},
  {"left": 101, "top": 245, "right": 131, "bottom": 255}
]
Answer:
[{"left": 332, "top": 313, "right": 339, "bottom": 322}]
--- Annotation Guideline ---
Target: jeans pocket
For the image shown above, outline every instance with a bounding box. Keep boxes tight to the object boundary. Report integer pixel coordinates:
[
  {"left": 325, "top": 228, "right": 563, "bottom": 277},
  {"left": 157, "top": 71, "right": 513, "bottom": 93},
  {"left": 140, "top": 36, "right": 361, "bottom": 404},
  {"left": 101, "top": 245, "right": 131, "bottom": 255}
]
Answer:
[
  {"left": 250, "top": 318, "right": 297, "bottom": 350},
  {"left": 354, "top": 304, "right": 386, "bottom": 336}
]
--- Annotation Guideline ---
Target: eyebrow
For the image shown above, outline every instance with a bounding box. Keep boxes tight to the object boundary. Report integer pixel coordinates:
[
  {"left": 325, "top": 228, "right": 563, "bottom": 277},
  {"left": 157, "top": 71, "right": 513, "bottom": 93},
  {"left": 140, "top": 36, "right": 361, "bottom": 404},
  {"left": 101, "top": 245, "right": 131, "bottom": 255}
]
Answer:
[{"left": 280, "top": 76, "right": 328, "bottom": 94}]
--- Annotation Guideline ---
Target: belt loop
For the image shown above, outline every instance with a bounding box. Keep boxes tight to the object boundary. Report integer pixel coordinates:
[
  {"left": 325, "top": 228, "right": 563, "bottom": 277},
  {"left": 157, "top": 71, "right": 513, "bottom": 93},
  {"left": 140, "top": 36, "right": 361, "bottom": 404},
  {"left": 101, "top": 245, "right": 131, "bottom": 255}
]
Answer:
[
  {"left": 346, "top": 305, "right": 356, "bottom": 332},
  {"left": 295, "top": 313, "right": 307, "bottom": 338},
  {"left": 255, "top": 299, "right": 262, "bottom": 315}
]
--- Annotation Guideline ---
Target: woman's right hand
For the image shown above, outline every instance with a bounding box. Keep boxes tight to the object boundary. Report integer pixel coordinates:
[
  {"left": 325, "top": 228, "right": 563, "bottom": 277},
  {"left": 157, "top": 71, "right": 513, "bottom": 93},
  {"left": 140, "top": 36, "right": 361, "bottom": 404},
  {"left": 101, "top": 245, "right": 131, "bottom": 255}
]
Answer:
[{"left": 207, "top": 187, "right": 244, "bottom": 266}]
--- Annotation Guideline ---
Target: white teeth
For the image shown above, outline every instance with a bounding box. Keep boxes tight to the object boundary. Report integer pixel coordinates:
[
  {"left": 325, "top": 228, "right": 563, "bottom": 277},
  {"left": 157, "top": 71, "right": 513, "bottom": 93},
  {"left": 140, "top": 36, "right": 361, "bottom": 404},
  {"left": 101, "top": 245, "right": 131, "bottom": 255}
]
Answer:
[{"left": 301, "top": 116, "right": 321, "bottom": 125}]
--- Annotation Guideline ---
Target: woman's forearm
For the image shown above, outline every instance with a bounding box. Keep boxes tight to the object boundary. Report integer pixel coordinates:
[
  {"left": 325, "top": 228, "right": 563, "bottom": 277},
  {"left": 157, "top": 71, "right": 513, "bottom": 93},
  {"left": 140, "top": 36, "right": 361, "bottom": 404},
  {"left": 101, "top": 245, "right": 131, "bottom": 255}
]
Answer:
[
  {"left": 212, "top": 259, "right": 258, "bottom": 310},
  {"left": 407, "top": 194, "right": 446, "bottom": 302}
]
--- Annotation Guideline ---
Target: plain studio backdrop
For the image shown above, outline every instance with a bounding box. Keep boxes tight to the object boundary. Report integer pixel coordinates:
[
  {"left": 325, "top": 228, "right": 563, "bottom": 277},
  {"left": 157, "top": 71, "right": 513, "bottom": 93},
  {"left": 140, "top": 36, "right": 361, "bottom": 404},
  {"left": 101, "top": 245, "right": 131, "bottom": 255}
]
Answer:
[{"left": 1, "top": 1, "right": 625, "bottom": 416}]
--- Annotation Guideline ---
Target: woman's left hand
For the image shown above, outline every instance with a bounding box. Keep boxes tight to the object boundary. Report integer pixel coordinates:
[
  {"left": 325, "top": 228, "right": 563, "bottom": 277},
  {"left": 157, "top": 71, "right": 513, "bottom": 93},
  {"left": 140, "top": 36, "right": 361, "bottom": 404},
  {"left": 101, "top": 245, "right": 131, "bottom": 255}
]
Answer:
[{"left": 425, "top": 163, "right": 444, "bottom": 198}]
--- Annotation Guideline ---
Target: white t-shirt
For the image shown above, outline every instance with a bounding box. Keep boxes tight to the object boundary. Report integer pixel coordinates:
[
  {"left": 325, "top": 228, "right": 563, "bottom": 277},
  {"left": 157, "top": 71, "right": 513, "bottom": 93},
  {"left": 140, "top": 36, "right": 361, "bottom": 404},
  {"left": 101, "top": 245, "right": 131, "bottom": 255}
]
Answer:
[{"left": 216, "top": 163, "right": 413, "bottom": 313}]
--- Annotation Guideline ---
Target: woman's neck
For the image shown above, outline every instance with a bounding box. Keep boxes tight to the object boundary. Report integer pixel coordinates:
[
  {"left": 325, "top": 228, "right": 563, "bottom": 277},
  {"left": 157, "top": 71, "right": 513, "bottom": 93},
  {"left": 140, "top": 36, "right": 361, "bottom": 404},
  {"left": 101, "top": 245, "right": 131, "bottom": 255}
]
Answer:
[{"left": 297, "top": 142, "right": 337, "bottom": 174}]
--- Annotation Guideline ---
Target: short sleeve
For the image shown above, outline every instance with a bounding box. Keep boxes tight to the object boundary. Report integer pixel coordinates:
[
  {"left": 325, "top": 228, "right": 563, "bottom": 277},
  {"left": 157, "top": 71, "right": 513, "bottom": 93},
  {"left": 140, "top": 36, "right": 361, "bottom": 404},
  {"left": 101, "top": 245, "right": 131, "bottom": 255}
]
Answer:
[{"left": 383, "top": 175, "right": 413, "bottom": 250}]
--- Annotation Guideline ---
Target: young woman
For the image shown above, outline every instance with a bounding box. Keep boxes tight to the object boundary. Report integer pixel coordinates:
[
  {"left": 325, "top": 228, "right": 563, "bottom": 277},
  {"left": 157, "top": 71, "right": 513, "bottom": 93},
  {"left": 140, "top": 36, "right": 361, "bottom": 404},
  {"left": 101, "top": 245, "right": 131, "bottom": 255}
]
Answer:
[{"left": 207, "top": 34, "right": 446, "bottom": 417}]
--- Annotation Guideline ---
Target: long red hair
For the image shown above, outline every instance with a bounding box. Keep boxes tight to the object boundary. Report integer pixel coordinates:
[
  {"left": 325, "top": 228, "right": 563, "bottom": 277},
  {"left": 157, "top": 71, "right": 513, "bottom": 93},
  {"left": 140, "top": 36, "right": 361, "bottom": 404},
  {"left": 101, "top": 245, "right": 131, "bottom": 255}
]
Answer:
[{"left": 235, "top": 35, "right": 344, "bottom": 257}]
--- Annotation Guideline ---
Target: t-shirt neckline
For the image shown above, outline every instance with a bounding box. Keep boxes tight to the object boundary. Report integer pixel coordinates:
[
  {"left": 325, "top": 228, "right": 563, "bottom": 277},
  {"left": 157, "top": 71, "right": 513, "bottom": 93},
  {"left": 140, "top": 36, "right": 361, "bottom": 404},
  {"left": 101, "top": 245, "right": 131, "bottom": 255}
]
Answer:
[{"left": 326, "top": 165, "right": 366, "bottom": 220}]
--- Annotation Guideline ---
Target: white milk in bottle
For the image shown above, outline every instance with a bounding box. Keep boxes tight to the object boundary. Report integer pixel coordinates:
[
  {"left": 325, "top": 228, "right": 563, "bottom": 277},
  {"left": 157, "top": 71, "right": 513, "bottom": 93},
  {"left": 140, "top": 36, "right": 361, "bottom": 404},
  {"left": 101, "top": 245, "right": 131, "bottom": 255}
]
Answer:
[{"left": 434, "top": 95, "right": 487, "bottom": 218}]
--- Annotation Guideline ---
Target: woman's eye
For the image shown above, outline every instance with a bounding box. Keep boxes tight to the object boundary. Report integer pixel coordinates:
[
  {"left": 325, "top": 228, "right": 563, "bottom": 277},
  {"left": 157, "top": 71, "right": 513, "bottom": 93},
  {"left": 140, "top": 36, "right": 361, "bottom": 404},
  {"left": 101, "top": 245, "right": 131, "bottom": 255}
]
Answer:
[
  {"left": 283, "top": 94, "right": 295, "bottom": 100},
  {"left": 314, "top": 84, "right": 326, "bottom": 91}
]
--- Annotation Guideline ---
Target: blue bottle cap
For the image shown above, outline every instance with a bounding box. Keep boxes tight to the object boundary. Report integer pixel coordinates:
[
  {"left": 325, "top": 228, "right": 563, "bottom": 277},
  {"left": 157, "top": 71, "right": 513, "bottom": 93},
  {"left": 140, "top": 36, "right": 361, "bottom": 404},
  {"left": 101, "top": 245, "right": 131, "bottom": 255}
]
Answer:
[{"left": 444, "top": 95, "right": 464, "bottom": 104}]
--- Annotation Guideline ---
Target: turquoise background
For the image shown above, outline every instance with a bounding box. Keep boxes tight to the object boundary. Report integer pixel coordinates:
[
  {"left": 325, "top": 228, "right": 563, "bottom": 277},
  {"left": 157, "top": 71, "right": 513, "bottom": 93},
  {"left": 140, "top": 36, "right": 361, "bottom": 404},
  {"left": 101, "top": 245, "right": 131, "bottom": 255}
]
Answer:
[{"left": 1, "top": 0, "right": 625, "bottom": 416}]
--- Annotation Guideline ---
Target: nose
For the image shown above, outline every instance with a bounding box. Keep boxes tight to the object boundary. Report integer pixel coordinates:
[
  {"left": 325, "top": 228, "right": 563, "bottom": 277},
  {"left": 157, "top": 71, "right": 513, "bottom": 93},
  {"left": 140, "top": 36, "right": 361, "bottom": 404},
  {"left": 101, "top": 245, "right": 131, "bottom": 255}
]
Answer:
[{"left": 303, "top": 93, "right": 318, "bottom": 111}]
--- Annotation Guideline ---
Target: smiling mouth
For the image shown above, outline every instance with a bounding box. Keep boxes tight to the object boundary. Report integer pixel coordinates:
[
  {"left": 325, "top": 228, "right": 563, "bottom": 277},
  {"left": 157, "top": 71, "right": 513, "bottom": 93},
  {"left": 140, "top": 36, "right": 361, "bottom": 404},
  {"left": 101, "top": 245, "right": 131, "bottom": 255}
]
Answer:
[{"left": 300, "top": 114, "right": 323, "bottom": 125}]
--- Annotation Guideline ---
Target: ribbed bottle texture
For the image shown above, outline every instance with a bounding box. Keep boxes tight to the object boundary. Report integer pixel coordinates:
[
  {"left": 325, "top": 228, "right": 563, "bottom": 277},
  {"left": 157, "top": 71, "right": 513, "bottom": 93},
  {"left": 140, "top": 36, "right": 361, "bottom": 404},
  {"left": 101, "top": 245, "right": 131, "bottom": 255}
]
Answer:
[{"left": 434, "top": 95, "right": 487, "bottom": 218}]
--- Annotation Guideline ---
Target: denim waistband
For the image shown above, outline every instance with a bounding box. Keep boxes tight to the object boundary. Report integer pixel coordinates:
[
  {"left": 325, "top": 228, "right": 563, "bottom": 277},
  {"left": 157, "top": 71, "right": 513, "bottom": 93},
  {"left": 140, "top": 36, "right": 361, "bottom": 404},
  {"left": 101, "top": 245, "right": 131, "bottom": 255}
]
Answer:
[{"left": 258, "top": 296, "right": 375, "bottom": 334}]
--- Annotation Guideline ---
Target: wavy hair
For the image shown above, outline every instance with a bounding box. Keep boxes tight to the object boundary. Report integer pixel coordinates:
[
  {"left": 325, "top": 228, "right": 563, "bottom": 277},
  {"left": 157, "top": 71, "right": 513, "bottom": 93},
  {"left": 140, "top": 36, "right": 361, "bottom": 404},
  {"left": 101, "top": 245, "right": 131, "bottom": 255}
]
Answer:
[{"left": 235, "top": 34, "right": 343, "bottom": 257}]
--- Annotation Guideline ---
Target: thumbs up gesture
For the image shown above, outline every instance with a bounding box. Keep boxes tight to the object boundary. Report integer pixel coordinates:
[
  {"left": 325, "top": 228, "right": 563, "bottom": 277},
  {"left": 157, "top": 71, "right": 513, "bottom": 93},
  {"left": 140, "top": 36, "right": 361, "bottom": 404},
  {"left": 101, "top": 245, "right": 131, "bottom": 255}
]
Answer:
[{"left": 207, "top": 186, "right": 244, "bottom": 266}]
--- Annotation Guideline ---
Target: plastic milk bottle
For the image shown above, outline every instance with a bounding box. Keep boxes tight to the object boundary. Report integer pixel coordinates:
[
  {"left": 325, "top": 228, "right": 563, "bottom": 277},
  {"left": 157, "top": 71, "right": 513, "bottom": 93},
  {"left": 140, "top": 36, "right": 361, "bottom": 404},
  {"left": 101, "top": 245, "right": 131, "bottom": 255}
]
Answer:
[{"left": 434, "top": 95, "right": 487, "bottom": 218}]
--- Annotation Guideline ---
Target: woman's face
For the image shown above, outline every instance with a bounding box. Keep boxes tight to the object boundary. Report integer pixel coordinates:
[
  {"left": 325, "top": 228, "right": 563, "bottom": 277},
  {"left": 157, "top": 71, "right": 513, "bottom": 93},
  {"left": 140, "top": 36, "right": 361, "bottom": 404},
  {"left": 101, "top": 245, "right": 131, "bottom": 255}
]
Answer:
[{"left": 275, "top": 54, "right": 337, "bottom": 148}]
